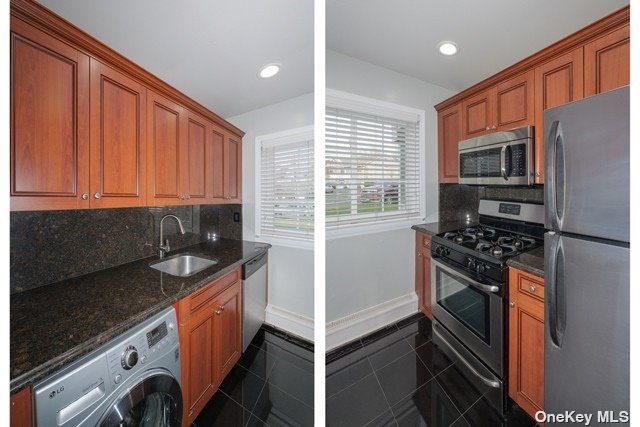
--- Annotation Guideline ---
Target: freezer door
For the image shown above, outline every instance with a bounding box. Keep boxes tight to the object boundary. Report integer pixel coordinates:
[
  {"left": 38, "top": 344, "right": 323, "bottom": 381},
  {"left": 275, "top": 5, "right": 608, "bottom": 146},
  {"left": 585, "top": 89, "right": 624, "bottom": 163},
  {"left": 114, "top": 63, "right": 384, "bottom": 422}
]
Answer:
[
  {"left": 544, "top": 86, "right": 629, "bottom": 242},
  {"left": 544, "top": 233, "right": 629, "bottom": 421}
]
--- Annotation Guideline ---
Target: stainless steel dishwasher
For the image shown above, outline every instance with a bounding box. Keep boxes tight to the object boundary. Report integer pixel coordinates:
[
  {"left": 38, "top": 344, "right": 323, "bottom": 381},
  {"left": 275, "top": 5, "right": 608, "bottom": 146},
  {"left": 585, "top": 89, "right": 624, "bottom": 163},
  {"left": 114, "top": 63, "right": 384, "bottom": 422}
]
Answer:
[{"left": 242, "top": 252, "right": 268, "bottom": 352}]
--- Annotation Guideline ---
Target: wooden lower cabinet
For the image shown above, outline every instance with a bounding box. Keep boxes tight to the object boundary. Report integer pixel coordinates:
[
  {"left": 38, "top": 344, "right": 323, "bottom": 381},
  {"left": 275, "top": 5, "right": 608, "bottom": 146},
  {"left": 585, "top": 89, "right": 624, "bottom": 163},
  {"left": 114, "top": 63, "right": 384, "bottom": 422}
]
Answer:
[
  {"left": 10, "top": 387, "right": 32, "bottom": 427},
  {"left": 415, "top": 232, "right": 432, "bottom": 318},
  {"left": 177, "top": 268, "right": 242, "bottom": 426},
  {"left": 508, "top": 267, "right": 544, "bottom": 418}
]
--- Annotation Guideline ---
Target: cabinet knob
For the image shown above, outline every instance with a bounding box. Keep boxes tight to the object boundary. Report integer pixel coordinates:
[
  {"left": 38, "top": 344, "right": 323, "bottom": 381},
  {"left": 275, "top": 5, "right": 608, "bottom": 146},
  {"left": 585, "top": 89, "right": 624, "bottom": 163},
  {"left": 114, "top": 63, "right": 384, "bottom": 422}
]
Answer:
[
  {"left": 94, "top": 192, "right": 101, "bottom": 199},
  {"left": 491, "top": 125, "right": 497, "bottom": 129},
  {"left": 535, "top": 171, "right": 541, "bottom": 177},
  {"left": 81, "top": 193, "right": 89, "bottom": 200},
  {"left": 509, "top": 301, "right": 515, "bottom": 308},
  {"left": 187, "top": 194, "right": 191, "bottom": 200},
  {"left": 219, "top": 305, "right": 225, "bottom": 312},
  {"left": 528, "top": 285, "right": 536, "bottom": 293},
  {"left": 486, "top": 127, "right": 490, "bottom": 130}
]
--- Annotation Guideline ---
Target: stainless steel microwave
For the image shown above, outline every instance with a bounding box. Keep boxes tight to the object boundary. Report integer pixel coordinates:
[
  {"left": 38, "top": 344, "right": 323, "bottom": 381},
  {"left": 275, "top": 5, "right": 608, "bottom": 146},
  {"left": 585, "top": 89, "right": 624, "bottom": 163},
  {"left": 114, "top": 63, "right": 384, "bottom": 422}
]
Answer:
[{"left": 458, "top": 125, "right": 534, "bottom": 185}]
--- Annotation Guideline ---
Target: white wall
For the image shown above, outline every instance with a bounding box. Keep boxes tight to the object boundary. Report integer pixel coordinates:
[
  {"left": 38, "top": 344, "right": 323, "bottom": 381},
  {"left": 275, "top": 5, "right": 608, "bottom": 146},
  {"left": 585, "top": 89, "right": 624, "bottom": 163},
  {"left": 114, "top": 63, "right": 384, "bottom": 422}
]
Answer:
[
  {"left": 228, "top": 93, "right": 314, "bottom": 341},
  {"left": 326, "top": 50, "right": 455, "bottom": 348}
]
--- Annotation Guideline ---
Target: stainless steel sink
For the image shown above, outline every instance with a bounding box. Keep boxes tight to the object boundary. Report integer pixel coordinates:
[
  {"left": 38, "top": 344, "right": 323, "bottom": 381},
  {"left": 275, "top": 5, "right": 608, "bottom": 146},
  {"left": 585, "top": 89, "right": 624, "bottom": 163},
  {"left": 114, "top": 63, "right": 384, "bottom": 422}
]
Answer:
[{"left": 149, "top": 254, "right": 218, "bottom": 277}]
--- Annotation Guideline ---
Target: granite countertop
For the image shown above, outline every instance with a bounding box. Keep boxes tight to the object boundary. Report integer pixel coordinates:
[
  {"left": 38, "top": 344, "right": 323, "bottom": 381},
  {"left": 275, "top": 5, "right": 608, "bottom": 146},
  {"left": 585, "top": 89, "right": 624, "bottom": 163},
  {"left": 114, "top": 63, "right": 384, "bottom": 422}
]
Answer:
[
  {"left": 507, "top": 246, "right": 544, "bottom": 278},
  {"left": 411, "top": 219, "right": 476, "bottom": 236},
  {"left": 10, "top": 238, "right": 270, "bottom": 393}
]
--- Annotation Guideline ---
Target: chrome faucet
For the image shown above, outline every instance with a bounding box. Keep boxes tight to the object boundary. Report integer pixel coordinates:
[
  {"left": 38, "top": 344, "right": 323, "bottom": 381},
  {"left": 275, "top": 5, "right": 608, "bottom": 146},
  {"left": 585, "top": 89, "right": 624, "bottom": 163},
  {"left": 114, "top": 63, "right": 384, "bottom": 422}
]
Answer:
[{"left": 159, "top": 214, "right": 186, "bottom": 258}]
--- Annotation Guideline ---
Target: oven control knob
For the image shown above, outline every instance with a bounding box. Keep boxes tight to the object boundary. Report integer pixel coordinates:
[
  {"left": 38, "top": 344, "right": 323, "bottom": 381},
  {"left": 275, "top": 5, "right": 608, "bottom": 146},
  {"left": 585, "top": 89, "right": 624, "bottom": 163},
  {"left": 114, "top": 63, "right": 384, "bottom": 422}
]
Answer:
[
  {"left": 476, "top": 263, "right": 486, "bottom": 274},
  {"left": 121, "top": 346, "right": 139, "bottom": 370},
  {"left": 444, "top": 248, "right": 450, "bottom": 256},
  {"left": 434, "top": 246, "right": 442, "bottom": 256},
  {"left": 467, "top": 259, "right": 476, "bottom": 270}
]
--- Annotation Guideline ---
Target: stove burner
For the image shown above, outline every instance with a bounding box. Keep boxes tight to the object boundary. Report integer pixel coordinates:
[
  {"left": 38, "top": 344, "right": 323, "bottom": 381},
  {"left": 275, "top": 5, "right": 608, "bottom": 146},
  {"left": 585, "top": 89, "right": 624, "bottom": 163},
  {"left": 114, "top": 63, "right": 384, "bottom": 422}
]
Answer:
[
  {"left": 497, "top": 236, "right": 515, "bottom": 246},
  {"left": 454, "top": 235, "right": 465, "bottom": 243},
  {"left": 492, "top": 246, "right": 503, "bottom": 257}
]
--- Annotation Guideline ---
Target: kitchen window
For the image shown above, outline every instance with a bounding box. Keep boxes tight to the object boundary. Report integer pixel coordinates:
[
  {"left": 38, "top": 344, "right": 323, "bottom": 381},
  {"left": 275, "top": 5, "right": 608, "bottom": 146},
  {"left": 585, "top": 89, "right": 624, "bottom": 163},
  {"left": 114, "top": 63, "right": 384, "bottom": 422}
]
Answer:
[
  {"left": 326, "top": 90, "right": 425, "bottom": 237},
  {"left": 255, "top": 126, "right": 314, "bottom": 248}
]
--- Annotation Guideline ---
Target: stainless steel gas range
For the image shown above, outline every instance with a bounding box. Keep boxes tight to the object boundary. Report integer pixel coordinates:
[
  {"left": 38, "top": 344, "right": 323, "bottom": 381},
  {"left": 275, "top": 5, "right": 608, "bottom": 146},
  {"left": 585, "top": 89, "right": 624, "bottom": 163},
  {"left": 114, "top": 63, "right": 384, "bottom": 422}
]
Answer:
[{"left": 430, "top": 199, "right": 544, "bottom": 414}]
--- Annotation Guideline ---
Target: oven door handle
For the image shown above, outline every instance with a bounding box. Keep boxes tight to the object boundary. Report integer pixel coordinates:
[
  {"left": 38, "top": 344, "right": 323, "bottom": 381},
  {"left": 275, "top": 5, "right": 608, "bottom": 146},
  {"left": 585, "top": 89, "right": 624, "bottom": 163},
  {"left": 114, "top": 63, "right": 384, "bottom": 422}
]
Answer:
[
  {"left": 432, "top": 258, "right": 500, "bottom": 294},
  {"left": 433, "top": 324, "right": 500, "bottom": 388}
]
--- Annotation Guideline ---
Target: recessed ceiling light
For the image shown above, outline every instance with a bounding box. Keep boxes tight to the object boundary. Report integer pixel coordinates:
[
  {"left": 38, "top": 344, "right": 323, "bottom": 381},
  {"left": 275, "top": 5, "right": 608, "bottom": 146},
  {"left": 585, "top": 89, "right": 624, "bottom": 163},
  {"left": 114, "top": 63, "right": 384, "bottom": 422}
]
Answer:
[
  {"left": 258, "top": 63, "right": 281, "bottom": 79},
  {"left": 438, "top": 41, "right": 458, "bottom": 56}
]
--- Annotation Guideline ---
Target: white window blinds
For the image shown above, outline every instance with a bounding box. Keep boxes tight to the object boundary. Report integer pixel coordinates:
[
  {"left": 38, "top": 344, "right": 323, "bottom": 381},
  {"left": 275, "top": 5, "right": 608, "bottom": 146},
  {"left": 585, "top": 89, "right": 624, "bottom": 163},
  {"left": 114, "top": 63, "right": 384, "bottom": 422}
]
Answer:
[
  {"left": 258, "top": 134, "right": 314, "bottom": 240},
  {"left": 326, "top": 106, "right": 421, "bottom": 227}
]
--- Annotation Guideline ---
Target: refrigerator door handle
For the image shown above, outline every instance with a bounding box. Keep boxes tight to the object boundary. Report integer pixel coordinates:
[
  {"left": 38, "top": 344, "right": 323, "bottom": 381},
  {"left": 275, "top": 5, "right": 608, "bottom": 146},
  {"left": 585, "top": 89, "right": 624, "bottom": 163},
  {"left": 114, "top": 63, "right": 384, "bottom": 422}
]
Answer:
[
  {"left": 547, "top": 234, "right": 566, "bottom": 348},
  {"left": 545, "top": 121, "right": 565, "bottom": 229}
]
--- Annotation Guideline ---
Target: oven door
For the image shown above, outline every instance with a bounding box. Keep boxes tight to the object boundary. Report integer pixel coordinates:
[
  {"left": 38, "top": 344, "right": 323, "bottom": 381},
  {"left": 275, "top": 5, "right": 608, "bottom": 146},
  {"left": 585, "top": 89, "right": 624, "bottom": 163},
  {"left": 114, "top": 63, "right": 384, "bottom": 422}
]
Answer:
[
  {"left": 458, "top": 139, "right": 533, "bottom": 186},
  {"left": 431, "top": 258, "right": 504, "bottom": 376}
]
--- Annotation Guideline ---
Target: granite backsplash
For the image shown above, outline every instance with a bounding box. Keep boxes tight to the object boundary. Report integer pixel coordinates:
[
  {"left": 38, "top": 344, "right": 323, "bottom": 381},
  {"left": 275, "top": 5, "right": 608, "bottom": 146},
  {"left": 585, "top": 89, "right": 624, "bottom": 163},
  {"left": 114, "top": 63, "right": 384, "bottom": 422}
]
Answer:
[
  {"left": 10, "top": 204, "right": 242, "bottom": 293},
  {"left": 439, "top": 184, "right": 544, "bottom": 223}
]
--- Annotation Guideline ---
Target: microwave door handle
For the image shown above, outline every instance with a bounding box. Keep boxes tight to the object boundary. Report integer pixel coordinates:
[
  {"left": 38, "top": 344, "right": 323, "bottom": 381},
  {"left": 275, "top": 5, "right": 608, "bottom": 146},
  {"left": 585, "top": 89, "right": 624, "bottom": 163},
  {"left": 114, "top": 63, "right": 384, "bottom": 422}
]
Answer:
[
  {"left": 500, "top": 145, "right": 508, "bottom": 180},
  {"left": 432, "top": 258, "right": 499, "bottom": 293}
]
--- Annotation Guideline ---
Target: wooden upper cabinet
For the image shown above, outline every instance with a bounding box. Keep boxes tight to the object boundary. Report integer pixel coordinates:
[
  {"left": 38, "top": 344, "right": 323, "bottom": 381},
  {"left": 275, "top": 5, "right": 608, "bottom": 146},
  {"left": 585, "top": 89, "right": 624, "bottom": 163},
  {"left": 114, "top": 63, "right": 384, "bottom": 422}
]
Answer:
[
  {"left": 534, "top": 47, "right": 584, "bottom": 184},
  {"left": 437, "top": 103, "right": 462, "bottom": 183},
  {"left": 210, "top": 129, "right": 226, "bottom": 201},
  {"left": 90, "top": 60, "right": 146, "bottom": 208},
  {"left": 184, "top": 112, "right": 209, "bottom": 202},
  {"left": 226, "top": 137, "right": 242, "bottom": 202},
  {"left": 584, "top": 25, "right": 630, "bottom": 96},
  {"left": 495, "top": 70, "right": 534, "bottom": 130},
  {"left": 147, "top": 90, "right": 184, "bottom": 205},
  {"left": 213, "top": 281, "right": 242, "bottom": 385},
  {"left": 10, "top": 17, "right": 90, "bottom": 211},
  {"left": 508, "top": 268, "right": 545, "bottom": 419},
  {"left": 461, "top": 88, "right": 495, "bottom": 139}
]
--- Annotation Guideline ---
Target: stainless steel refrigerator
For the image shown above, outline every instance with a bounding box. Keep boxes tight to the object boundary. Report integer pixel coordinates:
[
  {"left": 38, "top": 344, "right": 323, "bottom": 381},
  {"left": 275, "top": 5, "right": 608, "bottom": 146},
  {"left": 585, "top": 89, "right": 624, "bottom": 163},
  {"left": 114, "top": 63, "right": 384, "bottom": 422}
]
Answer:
[{"left": 544, "top": 86, "right": 629, "bottom": 422}]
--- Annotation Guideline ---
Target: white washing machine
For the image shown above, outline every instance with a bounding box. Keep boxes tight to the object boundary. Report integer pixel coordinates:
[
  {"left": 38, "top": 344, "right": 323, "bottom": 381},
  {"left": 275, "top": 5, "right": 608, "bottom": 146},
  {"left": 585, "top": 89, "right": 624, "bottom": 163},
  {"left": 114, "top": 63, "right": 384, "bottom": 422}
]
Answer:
[{"left": 33, "top": 307, "right": 182, "bottom": 426}]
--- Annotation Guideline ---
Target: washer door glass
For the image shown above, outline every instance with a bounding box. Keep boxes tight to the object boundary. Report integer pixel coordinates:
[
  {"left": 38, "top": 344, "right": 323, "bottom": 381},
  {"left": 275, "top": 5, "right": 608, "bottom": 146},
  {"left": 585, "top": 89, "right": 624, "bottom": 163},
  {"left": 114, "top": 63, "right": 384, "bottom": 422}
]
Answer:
[{"left": 100, "top": 372, "right": 182, "bottom": 427}]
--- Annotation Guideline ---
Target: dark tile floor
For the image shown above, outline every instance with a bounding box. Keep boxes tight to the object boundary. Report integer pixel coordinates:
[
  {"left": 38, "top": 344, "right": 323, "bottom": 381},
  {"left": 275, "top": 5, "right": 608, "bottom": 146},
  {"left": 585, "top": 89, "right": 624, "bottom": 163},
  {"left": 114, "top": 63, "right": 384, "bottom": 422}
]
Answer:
[
  {"left": 326, "top": 313, "right": 536, "bottom": 427},
  {"left": 193, "top": 325, "right": 314, "bottom": 426}
]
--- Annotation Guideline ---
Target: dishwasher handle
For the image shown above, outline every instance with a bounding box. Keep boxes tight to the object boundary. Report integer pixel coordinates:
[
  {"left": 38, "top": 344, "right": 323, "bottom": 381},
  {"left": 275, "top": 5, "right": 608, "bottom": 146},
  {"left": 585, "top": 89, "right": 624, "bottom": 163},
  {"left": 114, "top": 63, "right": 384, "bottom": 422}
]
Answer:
[{"left": 242, "top": 252, "right": 268, "bottom": 279}]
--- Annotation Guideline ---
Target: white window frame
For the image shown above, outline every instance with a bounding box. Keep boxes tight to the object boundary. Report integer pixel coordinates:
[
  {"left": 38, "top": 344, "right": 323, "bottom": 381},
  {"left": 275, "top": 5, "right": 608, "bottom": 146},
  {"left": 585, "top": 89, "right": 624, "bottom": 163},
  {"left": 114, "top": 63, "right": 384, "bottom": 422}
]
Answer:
[
  {"left": 255, "top": 125, "right": 314, "bottom": 250},
  {"left": 326, "top": 89, "right": 426, "bottom": 239}
]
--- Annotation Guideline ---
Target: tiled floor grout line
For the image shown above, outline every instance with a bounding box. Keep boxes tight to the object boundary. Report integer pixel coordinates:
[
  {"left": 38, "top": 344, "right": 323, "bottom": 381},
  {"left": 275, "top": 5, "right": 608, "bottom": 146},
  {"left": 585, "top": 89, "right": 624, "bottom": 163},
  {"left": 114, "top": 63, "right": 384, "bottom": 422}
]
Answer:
[
  {"left": 363, "top": 351, "right": 399, "bottom": 426},
  {"left": 447, "top": 391, "right": 486, "bottom": 427}
]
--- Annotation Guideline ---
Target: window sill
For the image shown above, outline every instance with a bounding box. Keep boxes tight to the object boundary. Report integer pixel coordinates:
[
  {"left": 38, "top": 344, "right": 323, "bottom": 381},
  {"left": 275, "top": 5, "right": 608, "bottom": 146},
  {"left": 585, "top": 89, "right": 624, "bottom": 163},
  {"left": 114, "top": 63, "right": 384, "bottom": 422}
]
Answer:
[
  {"left": 326, "top": 216, "right": 425, "bottom": 240},
  {"left": 255, "top": 235, "right": 314, "bottom": 250}
]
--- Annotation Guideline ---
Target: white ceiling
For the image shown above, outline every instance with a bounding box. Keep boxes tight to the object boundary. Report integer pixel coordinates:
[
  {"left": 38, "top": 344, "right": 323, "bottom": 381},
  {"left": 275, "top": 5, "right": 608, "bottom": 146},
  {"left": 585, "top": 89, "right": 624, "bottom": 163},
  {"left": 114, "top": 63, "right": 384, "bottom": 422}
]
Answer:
[
  {"left": 327, "top": 0, "right": 629, "bottom": 92},
  {"left": 37, "top": 0, "right": 313, "bottom": 118}
]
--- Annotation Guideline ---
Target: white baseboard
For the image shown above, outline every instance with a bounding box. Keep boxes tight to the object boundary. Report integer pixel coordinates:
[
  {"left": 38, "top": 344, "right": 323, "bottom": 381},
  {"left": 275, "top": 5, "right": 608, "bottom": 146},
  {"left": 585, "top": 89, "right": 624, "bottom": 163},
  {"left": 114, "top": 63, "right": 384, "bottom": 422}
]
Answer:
[
  {"left": 265, "top": 304, "right": 314, "bottom": 342},
  {"left": 326, "top": 292, "right": 418, "bottom": 351}
]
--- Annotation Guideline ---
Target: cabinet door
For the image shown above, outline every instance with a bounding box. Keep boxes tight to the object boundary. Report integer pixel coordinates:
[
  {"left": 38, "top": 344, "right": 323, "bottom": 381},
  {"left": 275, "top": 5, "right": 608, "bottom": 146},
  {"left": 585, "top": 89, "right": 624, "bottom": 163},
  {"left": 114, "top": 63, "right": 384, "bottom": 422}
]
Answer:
[
  {"left": 187, "top": 308, "right": 216, "bottom": 421},
  {"left": 415, "top": 232, "right": 432, "bottom": 319},
  {"left": 534, "top": 47, "right": 584, "bottom": 184},
  {"left": 10, "top": 17, "right": 90, "bottom": 211},
  {"left": 496, "top": 71, "right": 534, "bottom": 131},
  {"left": 213, "top": 281, "right": 242, "bottom": 385},
  {"left": 461, "top": 87, "right": 496, "bottom": 139},
  {"left": 584, "top": 25, "right": 630, "bottom": 96},
  {"left": 226, "top": 136, "right": 242, "bottom": 202},
  {"left": 184, "top": 112, "right": 209, "bottom": 203},
  {"left": 210, "top": 128, "right": 226, "bottom": 201},
  {"left": 508, "top": 269, "right": 544, "bottom": 418},
  {"left": 147, "top": 91, "right": 184, "bottom": 205},
  {"left": 90, "top": 60, "right": 146, "bottom": 208},
  {"left": 10, "top": 387, "right": 32, "bottom": 427},
  {"left": 437, "top": 103, "right": 461, "bottom": 183}
]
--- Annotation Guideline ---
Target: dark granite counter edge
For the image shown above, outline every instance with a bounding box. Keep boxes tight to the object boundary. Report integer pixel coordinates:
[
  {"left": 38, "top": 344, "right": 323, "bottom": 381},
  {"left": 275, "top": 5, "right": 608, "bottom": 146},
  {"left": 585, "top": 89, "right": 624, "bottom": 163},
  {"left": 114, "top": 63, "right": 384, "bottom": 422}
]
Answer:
[
  {"left": 10, "top": 244, "right": 270, "bottom": 394},
  {"left": 411, "top": 219, "right": 476, "bottom": 236},
  {"left": 506, "top": 246, "right": 545, "bottom": 279}
]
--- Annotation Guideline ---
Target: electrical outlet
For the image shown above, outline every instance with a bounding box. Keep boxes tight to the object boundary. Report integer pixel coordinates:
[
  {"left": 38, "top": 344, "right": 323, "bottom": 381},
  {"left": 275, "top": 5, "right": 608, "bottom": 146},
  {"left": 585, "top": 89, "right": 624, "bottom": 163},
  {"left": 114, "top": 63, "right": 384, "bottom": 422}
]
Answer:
[{"left": 233, "top": 212, "right": 240, "bottom": 222}]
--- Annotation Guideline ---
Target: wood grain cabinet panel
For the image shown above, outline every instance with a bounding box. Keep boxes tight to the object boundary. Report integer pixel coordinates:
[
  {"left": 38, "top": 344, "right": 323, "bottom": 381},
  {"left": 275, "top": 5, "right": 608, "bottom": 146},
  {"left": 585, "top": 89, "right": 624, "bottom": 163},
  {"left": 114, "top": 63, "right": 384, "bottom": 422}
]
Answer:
[
  {"left": 210, "top": 129, "right": 226, "bottom": 200},
  {"left": 496, "top": 71, "right": 534, "bottom": 130},
  {"left": 90, "top": 59, "right": 146, "bottom": 208},
  {"left": 508, "top": 268, "right": 545, "bottom": 419},
  {"left": 437, "top": 103, "right": 462, "bottom": 183},
  {"left": 147, "top": 91, "right": 184, "bottom": 205},
  {"left": 534, "top": 48, "right": 584, "bottom": 184},
  {"left": 226, "top": 136, "right": 242, "bottom": 203},
  {"left": 462, "top": 88, "right": 496, "bottom": 139},
  {"left": 415, "top": 232, "right": 432, "bottom": 319},
  {"left": 184, "top": 113, "right": 209, "bottom": 202},
  {"left": 10, "top": 17, "right": 90, "bottom": 211},
  {"left": 213, "top": 281, "right": 242, "bottom": 384},
  {"left": 10, "top": 387, "right": 33, "bottom": 427},
  {"left": 187, "top": 312, "right": 215, "bottom": 418},
  {"left": 584, "top": 25, "right": 630, "bottom": 96}
]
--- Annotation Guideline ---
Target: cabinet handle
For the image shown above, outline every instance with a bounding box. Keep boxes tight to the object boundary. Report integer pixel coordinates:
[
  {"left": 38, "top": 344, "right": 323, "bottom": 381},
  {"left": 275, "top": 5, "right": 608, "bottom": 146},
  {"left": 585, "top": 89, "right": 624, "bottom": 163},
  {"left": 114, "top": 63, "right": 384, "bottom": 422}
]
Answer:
[
  {"left": 219, "top": 305, "right": 225, "bottom": 311},
  {"left": 509, "top": 301, "right": 515, "bottom": 308},
  {"left": 486, "top": 127, "right": 490, "bottom": 130},
  {"left": 81, "top": 193, "right": 88, "bottom": 200},
  {"left": 492, "top": 125, "right": 497, "bottom": 129},
  {"left": 94, "top": 192, "right": 101, "bottom": 199},
  {"left": 417, "top": 251, "right": 421, "bottom": 257},
  {"left": 215, "top": 309, "right": 221, "bottom": 315},
  {"left": 528, "top": 284, "right": 536, "bottom": 293},
  {"left": 535, "top": 171, "right": 541, "bottom": 177}
]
